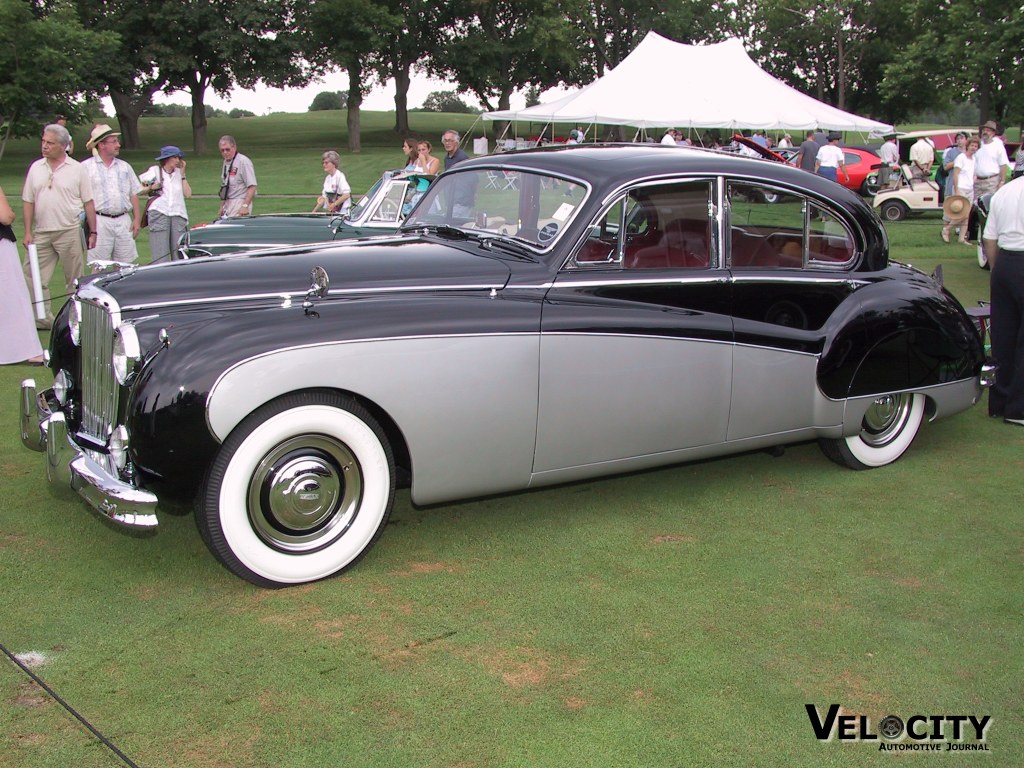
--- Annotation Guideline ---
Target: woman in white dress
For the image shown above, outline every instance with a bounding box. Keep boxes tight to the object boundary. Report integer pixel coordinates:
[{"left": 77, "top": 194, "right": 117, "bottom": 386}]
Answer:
[{"left": 0, "top": 184, "right": 45, "bottom": 365}]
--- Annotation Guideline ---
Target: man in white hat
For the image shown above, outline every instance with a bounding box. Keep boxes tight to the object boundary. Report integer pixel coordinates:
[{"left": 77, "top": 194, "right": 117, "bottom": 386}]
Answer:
[
  {"left": 974, "top": 120, "right": 1010, "bottom": 198},
  {"left": 83, "top": 124, "right": 143, "bottom": 264},
  {"left": 21, "top": 123, "right": 97, "bottom": 329}
]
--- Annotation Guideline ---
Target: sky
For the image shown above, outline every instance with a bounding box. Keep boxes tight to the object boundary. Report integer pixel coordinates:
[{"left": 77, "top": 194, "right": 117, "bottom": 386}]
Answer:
[{"left": 149, "top": 73, "right": 538, "bottom": 115}]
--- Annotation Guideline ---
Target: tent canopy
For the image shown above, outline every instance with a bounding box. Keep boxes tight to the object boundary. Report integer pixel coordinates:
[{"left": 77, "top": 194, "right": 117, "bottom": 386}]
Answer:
[{"left": 484, "top": 33, "right": 893, "bottom": 134}]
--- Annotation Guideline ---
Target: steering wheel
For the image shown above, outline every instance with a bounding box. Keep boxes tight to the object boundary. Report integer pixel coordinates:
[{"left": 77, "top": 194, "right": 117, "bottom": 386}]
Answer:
[{"left": 378, "top": 198, "right": 400, "bottom": 220}]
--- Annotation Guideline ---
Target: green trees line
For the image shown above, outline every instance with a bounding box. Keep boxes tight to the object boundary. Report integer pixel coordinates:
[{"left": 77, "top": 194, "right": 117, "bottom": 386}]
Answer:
[{"left": 2, "top": 0, "right": 1022, "bottom": 157}]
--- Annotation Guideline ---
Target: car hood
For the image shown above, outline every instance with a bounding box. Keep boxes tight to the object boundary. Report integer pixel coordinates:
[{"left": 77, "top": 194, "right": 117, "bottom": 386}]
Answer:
[{"left": 87, "top": 237, "right": 513, "bottom": 311}]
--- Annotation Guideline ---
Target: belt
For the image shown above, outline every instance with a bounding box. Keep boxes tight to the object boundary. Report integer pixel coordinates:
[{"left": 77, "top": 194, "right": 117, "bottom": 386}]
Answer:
[
  {"left": 976, "top": 174, "right": 996, "bottom": 180},
  {"left": 97, "top": 210, "right": 129, "bottom": 218}
]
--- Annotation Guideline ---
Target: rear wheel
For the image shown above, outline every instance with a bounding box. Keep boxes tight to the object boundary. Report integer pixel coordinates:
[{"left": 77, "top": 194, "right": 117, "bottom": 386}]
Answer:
[
  {"left": 880, "top": 200, "right": 908, "bottom": 222},
  {"left": 819, "top": 393, "right": 925, "bottom": 470},
  {"left": 198, "top": 392, "right": 395, "bottom": 587}
]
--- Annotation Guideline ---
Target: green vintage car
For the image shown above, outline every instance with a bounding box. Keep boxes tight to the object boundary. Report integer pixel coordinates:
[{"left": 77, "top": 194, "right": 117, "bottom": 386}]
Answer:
[{"left": 179, "top": 170, "right": 430, "bottom": 258}]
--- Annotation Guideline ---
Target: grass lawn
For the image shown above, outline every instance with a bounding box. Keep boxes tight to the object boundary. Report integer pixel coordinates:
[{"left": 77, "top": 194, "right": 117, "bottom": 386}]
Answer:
[{"left": 0, "top": 117, "right": 1020, "bottom": 767}]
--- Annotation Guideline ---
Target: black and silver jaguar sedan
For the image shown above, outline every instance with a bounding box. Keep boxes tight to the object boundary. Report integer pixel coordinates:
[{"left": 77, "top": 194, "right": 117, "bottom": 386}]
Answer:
[{"left": 20, "top": 144, "right": 992, "bottom": 587}]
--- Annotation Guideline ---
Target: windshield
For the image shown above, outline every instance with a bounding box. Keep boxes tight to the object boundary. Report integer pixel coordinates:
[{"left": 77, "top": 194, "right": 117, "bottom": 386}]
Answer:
[
  {"left": 402, "top": 168, "right": 587, "bottom": 249},
  {"left": 348, "top": 174, "right": 388, "bottom": 220}
]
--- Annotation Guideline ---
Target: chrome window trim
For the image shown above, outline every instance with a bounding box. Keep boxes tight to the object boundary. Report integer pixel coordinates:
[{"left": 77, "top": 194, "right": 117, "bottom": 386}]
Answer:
[
  {"left": 724, "top": 178, "right": 861, "bottom": 271},
  {"left": 563, "top": 176, "right": 720, "bottom": 272}
]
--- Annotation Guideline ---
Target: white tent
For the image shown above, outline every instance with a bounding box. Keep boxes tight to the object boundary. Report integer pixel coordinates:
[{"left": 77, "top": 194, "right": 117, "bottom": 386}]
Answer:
[{"left": 483, "top": 33, "right": 893, "bottom": 133}]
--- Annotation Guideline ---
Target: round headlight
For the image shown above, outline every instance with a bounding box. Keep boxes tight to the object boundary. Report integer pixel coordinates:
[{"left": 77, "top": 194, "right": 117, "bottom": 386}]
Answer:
[
  {"left": 68, "top": 299, "right": 82, "bottom": 346},
  {"left": 112, "top": 324, "right": 141, "bottom": 384}
]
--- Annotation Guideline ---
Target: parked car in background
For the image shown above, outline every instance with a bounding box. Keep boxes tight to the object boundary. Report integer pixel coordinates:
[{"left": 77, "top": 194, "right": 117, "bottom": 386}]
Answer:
[
  {"left": 21, "top": 144, "right": 990, "bottom": 587},
  {"left": 179, "top": 170, "right": 431, "bottom": 258},
  {"left": 775, "top": 146, "right": 881, "bottom": 196}
]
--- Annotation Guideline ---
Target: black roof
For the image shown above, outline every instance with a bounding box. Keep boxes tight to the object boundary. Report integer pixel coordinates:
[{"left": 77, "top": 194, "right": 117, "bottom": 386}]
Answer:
[{"left": 456, "top": 143, "right": 869, "bottom": 209}]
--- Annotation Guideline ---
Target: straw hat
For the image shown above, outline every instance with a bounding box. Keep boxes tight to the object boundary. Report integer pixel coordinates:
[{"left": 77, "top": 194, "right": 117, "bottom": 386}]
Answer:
[
  {"left": 85, "top": 124, "right": 120, "bottom": 151},
  {"left": 943, "top": 195, "right": 971, "bottom": 221}
]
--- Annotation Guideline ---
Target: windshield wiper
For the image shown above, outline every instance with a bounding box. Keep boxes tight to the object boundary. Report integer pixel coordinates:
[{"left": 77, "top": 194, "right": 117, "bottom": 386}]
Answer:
[{"left": 479, "top": 235, "right": 538, "bottom": 261}]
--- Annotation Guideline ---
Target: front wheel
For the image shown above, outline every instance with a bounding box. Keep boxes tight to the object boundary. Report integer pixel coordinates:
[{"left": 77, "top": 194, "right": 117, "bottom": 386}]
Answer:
[
  {"left": 879, "top": 200, "right": 908, "bottom": 222},
  {"left": 818, "top": 393, "right": 925, "bottom": 470},
  {"left": 198, "top": 392, "right": 395, "bottom": 587}
]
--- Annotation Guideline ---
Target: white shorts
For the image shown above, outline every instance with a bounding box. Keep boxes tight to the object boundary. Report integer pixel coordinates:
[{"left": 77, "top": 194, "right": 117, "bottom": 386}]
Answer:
[{"left": 89, "top": 213, "right": 138, "bottom": 264}]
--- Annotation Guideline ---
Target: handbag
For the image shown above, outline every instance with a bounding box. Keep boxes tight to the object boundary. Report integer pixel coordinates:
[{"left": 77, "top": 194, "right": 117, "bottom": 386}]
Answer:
[{"left": 141, "top": 168, "right": 163, "bottom": 228}]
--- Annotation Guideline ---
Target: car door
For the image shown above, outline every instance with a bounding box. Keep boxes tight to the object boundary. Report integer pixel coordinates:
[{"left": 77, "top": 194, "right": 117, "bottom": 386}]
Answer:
[
  {"left": 725, "top": 180, "right": 862, "bottom": 440},
  {"left": 534, "top": 179, "right": 734, "bottom": 474}
]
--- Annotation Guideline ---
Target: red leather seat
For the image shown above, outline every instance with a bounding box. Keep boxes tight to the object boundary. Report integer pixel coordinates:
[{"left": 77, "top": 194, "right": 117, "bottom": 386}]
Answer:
[{"left": 627, "top": 219, "right": 708, "bottom": 269}]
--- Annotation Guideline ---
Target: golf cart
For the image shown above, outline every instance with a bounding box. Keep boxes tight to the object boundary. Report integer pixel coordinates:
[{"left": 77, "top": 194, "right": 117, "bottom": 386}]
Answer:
[{"left": 871, "top": 164, "right": 942, "bottom": 221}]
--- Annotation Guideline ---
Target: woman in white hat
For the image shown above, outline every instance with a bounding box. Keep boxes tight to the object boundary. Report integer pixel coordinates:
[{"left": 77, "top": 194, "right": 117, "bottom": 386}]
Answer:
[
  {"left": 139, "top": 146, "right": 191, "bottom": 263},
  {"left": 944, "top": 136, "right": 979, "bottom": 243}
]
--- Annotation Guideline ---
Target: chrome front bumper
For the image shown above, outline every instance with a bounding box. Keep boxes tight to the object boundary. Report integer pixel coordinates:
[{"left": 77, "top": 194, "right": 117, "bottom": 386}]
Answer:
[{"left": 20, "top": 379, "right": 159, "bottom": 530}]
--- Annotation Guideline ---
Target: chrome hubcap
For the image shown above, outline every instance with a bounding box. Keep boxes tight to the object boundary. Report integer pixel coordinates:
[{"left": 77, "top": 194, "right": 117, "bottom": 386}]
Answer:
[
  {"left": 248, "top": 436, "right": 361, "bottom": 552},
  {"left": 861, "top": 394, "right": 910, "bottom": 447}
]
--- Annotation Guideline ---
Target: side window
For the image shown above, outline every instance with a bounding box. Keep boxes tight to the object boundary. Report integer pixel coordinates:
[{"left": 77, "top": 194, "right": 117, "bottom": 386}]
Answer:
[
  {"left": 808, "top": 203, "right": 855, "bottom": 263},
  {"left": 573, "top": 181, "right": 712, "bottom": 269},
  {"left": 729, "top": 183, "right": 855, "bottom": 268},
  {"left": 729, "top": 183, "right": 806, "bottom": 267}
]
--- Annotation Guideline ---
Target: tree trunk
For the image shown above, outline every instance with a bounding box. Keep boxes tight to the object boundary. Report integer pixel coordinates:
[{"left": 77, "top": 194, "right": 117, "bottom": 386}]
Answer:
[
  {"left": 346, "top": 59, "right": 363, "bottom": 154},
  {"left": 109, "top": 90, "right": 141, "bottom": 149},
  {"left": 392, "top": 66, "right": 411, "bottom": 134},
  {"left": 108, "top": 88, "right": 155, "bottom": 149},
  {"left": 189, "top": 77, "right": 209, "bottom": 155}
]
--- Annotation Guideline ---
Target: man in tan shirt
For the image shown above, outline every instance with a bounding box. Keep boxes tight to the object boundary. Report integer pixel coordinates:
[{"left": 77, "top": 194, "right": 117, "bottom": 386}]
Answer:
[{"left": 22, "top": 123, "right": 97, "bottom": 328}]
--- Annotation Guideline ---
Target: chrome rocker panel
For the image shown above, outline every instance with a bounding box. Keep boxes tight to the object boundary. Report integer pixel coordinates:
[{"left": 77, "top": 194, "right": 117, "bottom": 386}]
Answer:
[{"left": 20, "top": 379, "right": 158, "bottom": 530}]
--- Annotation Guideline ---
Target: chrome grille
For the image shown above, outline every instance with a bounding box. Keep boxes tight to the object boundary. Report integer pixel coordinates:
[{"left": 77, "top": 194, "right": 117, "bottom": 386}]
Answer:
[{"left": 79, "top": 299, "right": 118, "bottom": 441}]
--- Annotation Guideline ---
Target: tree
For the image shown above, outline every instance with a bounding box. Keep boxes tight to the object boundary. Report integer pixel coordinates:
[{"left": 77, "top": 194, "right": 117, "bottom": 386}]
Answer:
[
  {"left": 374, "top": 0, "right": 448, "bottom": 134},
  {"left": 420, "top": 90, "right": 476, "bottom": 113},
  {"left": 0, "top": 0, "right": 117, "bottom": 159},
  {"left": 881, "top": 0, "right": 1024, "bottom": 125},
  {"left": 152, "top": 0, "right": 311, "bottom": 154},
  {"left": 435, "top": 0, "right": 585, "bottom": 114},
  {"left": 309, "top": 91, "right": 348, "bottom": 111},
  {"left": 71, "top": 0, "right": 169, "bottom": 149},
  {"left": 298, "top": 0, "right": 394, "bottom": 152}
]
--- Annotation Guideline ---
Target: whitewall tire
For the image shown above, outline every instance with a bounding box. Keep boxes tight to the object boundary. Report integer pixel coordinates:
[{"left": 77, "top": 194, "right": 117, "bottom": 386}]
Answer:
[
  {"left": 819, "top": 393, "right": 926, "bottom": 470},
  {"left": 198, "top": 392, "right": 395, "bottom": 587}
]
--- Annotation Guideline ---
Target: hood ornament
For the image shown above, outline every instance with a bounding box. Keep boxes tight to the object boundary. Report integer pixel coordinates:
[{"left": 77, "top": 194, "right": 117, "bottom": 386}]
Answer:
[{"left": 303, "top": 266, "right": 330, "bottom": 315}]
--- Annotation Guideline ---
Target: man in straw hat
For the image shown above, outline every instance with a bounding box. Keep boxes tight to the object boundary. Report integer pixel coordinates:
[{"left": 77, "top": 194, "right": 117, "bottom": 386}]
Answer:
[
  {"left": 974, "top": 120, "right": 1009, "bottom": 198},
  {"left": 21, "top": 123, "right": 97, "bottom": 329},
  {"left": 82, "top": 124, "right": 143, "bottom": 264}
]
